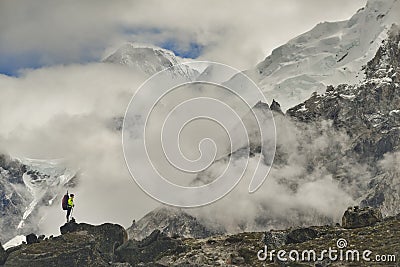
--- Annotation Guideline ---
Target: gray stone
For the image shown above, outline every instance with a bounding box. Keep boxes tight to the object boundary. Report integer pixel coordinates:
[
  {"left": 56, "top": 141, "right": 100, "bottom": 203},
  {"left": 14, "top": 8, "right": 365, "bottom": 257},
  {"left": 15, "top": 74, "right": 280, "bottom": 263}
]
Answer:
[
  {"left": 4, "top": 233, "right": 108, "bottom": 267},
  {"left": 60, "top": 221, "right": 127, "bottom": 262},
  {"left": 342, "top": 206, "right": 383, "bottom": 229},
  {"left": 286, "top": 227, "right": 319, "bottom": 244},
  {"left": 26, "top": 233, "right": 38, "bottom": 245},
  {"left": 263, "top": 231, "right": 287, "bottom": 249}
]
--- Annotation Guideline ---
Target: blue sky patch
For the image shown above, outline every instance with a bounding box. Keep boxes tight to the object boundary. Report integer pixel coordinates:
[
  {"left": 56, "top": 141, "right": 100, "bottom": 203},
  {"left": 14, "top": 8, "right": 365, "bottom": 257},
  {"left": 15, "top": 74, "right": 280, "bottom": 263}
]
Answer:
[
  {"left": 0, "top": 52, "right": 43, "bottom": 76},
  {"left": 0, "top": 48, "right": 100, "bottom": 77},
  {"left": 159, "top": 40, "right": 203, "bottom": 59}
]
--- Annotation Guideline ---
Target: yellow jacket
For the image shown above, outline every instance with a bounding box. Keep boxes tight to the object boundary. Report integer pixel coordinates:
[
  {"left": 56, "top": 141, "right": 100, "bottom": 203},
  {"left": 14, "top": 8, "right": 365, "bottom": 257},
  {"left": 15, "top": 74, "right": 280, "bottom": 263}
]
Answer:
[{"left": 68, "top": 198, "right": 74, "bottom": 208}]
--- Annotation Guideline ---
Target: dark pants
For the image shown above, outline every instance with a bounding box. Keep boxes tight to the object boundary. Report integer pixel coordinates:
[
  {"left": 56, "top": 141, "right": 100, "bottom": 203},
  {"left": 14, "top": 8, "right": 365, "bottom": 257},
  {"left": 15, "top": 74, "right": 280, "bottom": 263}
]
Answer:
[{"left": 66, "top": 207, "right": 72, "bottom": 221}]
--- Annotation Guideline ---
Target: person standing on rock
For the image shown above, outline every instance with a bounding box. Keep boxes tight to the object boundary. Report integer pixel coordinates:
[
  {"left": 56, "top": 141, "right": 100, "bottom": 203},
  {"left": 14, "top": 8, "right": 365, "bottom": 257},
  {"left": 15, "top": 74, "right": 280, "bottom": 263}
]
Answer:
[{"left": 66, "top": 194, "right": 75, "bottom": 222}]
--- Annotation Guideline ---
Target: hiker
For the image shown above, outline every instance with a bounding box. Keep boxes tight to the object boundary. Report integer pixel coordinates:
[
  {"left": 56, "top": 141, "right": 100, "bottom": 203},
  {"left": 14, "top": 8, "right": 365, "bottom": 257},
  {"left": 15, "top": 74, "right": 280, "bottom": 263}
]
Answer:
[{"left": 66, "top": 194, "right": 75, "bottom": 222}]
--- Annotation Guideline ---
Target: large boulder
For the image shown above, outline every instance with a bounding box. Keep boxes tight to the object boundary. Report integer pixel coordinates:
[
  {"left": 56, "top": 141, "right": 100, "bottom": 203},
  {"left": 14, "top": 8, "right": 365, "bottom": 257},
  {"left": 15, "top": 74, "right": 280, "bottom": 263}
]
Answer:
[
  {"left": 26, "top": 233, "right": 38, "bottom": 245},
  {"left": 286, "top": 227, "right": 319, "bottom": 244},
  {"left": 4, "top": 231, "right": 108, "bottom": 267},
  {"left": 60, "top": 221, "right": 128, "bottom": 262},
  {"left": 0, "top": 241, "right": 7, "bottom": 265},
  {"left": 115, "top": 230, "right": 184, "bottom": 266},
  {"left": 342, "top": 206, "right": 383, "bottom": 229},
  {"left": 4, "top": 222, "right": 128, "bottom": 267},
  {"left": 263, "top": 231, "right": 287, "bottom": 249}
]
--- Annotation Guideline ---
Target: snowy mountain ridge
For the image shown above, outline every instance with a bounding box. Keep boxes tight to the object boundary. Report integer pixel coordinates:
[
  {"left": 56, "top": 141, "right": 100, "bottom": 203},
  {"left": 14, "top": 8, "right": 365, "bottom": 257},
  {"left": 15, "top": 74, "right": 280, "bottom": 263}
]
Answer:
[{"left": 242, "top": 0, "right": 400, "bottom": 110}]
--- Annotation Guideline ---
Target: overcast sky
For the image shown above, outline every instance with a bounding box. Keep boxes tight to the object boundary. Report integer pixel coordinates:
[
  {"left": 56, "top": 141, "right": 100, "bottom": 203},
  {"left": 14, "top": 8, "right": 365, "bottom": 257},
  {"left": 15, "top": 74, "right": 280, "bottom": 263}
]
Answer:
[{"left": 0, "top": 0, "right": 367, "bottom": 75}]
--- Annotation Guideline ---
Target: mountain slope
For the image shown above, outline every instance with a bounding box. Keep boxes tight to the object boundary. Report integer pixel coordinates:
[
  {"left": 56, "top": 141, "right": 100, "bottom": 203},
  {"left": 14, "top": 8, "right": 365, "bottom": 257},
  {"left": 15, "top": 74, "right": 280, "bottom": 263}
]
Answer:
[
  {"left": 287, "top": 24, "right": 400, "bottom": 216},
  {"left": 3, "top": 209, "right": 397, "bottom": 267},
  {"left": 244, "top": 0, "right": 400, "bottom": 110},
  {"left": 180, "top": 24, "right": 400, "bottom": 235},
  {"left": 0, "top": 155, "right": 76, "bottom": 243}
]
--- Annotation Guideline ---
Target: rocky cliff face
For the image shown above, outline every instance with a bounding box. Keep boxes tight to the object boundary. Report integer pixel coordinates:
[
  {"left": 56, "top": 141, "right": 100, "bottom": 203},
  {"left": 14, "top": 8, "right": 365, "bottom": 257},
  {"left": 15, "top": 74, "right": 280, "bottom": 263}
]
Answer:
[
  {"left": 287, "top": 25, "right": 400, "bottom": 162},
  {"left": 285, "top": 25, "right": 400, "bottom": 217},
  {"left": 116, "top": 229, "right": 185, "bottom": 266}
]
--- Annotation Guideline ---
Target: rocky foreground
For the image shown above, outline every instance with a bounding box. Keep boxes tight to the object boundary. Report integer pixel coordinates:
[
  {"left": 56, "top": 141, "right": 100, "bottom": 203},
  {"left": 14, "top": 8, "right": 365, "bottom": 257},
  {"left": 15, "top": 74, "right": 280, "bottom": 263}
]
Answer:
[{"left": 0, "top": 207, "right": 398, "bottom": 267}]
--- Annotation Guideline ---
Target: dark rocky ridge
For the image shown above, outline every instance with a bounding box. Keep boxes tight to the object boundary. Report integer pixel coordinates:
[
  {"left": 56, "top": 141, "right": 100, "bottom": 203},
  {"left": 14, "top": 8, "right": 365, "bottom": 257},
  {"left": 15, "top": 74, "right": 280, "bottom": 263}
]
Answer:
[
  {"left": 116, "top": 230, "right": 185, "bottom": 266},
  {"left": 287, "top": 25, "right": 400, "bottom": 163},
  {"left": 1, "top": 208, "right": 397, "bottom": 266},
  {"left": 157, "top": 209, "right": 399, "bottom": 266},
  {"left": 279, "top": 24, "right": 400, "bottom": 217}
]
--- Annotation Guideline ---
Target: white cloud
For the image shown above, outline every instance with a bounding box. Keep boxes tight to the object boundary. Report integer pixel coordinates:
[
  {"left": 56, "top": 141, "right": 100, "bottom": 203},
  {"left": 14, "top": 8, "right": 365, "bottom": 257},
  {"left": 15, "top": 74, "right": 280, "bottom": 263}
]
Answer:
[
  {"left": 0, "top": 63, "right": 161, "bottom": 235},
  {"left": 0, "top": 0, "right": 367, "bottom": 70}
]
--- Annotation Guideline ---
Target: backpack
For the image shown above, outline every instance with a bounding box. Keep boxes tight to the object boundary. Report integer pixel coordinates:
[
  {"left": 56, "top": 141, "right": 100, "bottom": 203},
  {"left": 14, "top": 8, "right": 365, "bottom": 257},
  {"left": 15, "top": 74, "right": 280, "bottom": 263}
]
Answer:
[{"left": 62, "top": 192, "right": 69, "bottom": 210}]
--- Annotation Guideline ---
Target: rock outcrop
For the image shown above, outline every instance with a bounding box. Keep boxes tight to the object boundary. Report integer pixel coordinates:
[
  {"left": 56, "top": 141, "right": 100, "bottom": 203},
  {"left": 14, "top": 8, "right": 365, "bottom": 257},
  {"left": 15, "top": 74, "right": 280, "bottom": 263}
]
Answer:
[
  {"left": 4, "top": 221, "right": 127, "bottom": 267},
  {"left": 60, "top": 221, "right": 128, "bottom": 261},
  {"left": 263, "top": 227, "right": 320, "bottom": 249},
  {"left": 282, "top": 24, "right": 400, "bottom": 218},
  {"left": 270, "top": 99, "right": 284, "bottom": 115},
  {"left": 25, "top": 233, "right": 38, "bottom": 245},
  {"left": 286, "top": 227, "right": 319, "bottom": 244},
  {"left": 287, "top": 25, "right": 400, "bottom": 163},
  {"left": 342, "top": 206, "right": 383, "bottom": 229},
  {"left": 4, "top": 232, "right": 109, "bottom": 267}
]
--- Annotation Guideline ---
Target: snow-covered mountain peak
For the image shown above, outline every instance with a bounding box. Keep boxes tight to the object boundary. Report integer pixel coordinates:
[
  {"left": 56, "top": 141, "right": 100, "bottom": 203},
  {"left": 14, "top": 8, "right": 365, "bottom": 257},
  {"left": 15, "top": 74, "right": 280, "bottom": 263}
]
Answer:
[
  {"left": 103, "top": 42, "right": 199, "bottom": 78},
  {"left": 246, "top": 0, "right": 399, "bottom": 111}
]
